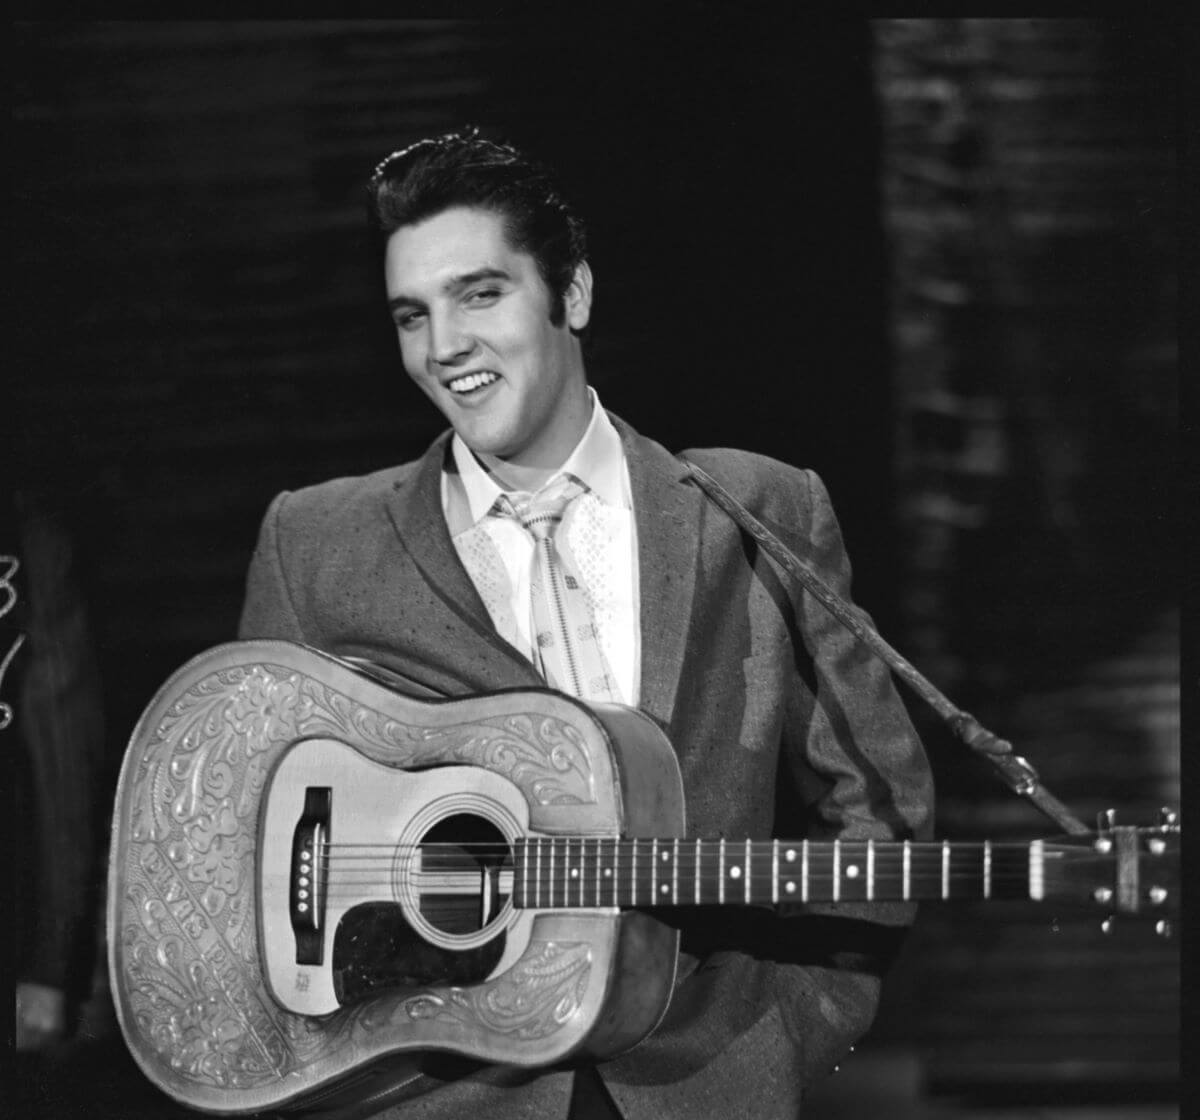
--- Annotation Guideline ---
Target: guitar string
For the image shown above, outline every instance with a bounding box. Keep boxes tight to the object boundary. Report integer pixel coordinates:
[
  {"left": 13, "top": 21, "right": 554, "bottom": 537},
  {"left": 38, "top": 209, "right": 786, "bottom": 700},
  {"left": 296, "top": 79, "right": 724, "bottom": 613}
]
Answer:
[
  {"left": 312, "top": 841, "right": 1110, "bottom": 854},
  {"left": 317, "top": 856, "right": 1107, "bottom": 891},
  {"left": 312, "top": 845, "right": 1116, "bottom": 869},
  {"left": 306, "top": 842, "right": 1129, "bottom": 895}
]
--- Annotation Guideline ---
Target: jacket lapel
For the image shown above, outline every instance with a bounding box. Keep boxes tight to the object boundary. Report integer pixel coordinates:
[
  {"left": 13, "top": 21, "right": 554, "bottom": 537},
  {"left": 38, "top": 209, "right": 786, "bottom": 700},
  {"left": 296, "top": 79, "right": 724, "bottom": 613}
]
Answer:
[
  {"left": 615, "top": 415, "right": 705, "bottom": 734},
  {"left": 382, "top": 433, "right": 543, "bottom": 693},
  {"left": 380, "top": 416, "right": 705, "bottom": 718}
]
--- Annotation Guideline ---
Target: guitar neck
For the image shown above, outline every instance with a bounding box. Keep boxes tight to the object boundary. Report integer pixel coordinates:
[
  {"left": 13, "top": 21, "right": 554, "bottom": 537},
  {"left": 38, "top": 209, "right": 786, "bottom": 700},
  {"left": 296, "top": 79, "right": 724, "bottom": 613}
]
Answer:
[{"left": 511, "top": 837, "right": 1052, "bottom": 909}]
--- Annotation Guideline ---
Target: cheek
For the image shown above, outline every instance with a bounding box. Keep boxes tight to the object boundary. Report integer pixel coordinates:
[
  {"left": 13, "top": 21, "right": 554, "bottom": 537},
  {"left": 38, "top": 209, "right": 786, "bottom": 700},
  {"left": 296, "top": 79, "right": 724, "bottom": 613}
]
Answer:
[{"left": 398, "top": 335, "right": 427, "bottom": 376}]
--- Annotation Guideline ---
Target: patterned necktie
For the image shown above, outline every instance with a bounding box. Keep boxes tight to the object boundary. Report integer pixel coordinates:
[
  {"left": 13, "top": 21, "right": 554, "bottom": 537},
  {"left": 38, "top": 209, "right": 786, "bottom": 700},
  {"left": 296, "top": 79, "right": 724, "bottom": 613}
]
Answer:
[{"left": 495, "top": 477, "right": 620, "bottom": 703}]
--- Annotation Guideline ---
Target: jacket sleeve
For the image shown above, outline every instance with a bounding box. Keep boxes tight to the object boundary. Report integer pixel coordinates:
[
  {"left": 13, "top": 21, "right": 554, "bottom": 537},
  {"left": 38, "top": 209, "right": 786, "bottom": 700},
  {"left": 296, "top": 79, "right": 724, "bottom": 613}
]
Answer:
[{"left": 237, "top": 491, "right": 308, "bottom": 643}]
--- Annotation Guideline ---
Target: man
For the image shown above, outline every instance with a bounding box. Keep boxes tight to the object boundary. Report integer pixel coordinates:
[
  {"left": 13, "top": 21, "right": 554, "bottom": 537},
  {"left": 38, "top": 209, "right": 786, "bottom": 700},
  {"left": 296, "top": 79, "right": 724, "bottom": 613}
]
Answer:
[{"left": 239, "top": 129, "right": 932, "bottom": 1119}]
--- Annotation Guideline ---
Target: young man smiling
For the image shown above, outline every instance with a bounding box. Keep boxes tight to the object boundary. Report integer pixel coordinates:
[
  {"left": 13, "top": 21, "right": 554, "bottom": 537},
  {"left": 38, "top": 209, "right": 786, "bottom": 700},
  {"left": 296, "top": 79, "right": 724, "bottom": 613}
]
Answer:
[
  {"left": 385, "top": 205, "right": 595, "bottom": 492},
  {"left": 239, "top": 129, "right": 932, "bottom": 1119}
]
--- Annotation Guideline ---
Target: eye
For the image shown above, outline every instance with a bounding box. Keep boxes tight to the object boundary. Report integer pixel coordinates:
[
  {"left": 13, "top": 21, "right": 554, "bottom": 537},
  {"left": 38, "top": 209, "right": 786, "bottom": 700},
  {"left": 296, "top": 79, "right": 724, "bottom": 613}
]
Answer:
[
  {"left": 465, "top": 288, "right": 502, "bottom": 307},
  {"left": 394, "top": 310, "right": 426, "bottom": 333}
]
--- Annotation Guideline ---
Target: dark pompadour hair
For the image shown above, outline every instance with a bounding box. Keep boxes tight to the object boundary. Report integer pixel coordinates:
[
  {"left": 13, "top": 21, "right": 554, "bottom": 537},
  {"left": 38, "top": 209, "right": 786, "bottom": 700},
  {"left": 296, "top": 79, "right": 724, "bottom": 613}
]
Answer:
[{"left": 367, "top": 127, "right": 588, "bottom": 326}]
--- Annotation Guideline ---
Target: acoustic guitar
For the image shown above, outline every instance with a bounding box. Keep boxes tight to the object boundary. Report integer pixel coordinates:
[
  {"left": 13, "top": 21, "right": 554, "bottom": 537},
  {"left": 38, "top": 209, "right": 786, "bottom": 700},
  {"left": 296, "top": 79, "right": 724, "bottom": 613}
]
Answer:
[{"left": 107, "top": 640, "right": 1179, "bottom": 1115}]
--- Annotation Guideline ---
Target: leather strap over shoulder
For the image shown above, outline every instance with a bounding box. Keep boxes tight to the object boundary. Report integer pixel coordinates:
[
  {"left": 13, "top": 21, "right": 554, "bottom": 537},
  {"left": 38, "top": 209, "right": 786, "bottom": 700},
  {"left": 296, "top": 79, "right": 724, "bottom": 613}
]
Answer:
[{"left": 679, "top": 457, "right": 1090, "bottom": 836}]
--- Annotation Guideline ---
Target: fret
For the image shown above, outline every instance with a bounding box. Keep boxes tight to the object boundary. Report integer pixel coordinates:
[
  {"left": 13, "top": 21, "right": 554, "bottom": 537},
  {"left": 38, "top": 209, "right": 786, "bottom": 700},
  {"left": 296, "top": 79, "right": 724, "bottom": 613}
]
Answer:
[
  {"left": 941, "top": 840, "right": 950, "bottom": 899},
  {"left": 718, "top": 839, "right": 726, "bottom": 904},
  {"left": 983, "top": 840, "right": 992, "bottom": 900},
  {"left": 779, "top": 843, "right": 799, "bottom": 899},
  {"left": 832, "top": 840, "right": 840, "bottom": 902},
  {"left": 672, "top": 838, "right": 679, "bottom": 904},
  {"left": 866, "top": 839, "right": 875, "bottom": 901},
  {"left": 630, "top": 839, "right": 638, "bottom": 906},
  {"left": 909, "top": 842, "right": 935, "bottom": 900},
  {"left": 535, "top": 837, "right": 543, "bottom": 908},
  {"left": 902, "top": 839, "right": 911, "bottom": 901},
  {"left": 650, "top": 838, "right": 658, "bottom": 903},
  {"left": 950, "top": 842, "right": 983, "bottom": 900},
  {"left": 873, "top": 840, "right": 903, "bottom": 902},
  {"left": 549, "top": 835, "right": 557, "bottom": 907},
  {"left": 772, "top": 840, "right": 779, "bottom": 905},
  {"left": 693, "top": 839, "right": 701, "bottom": 905},
  {"left": 837, "top": 841, "right": 870, "bottom": 902},
  {"left": 1030, "top": 839, "right": 1044, "bottom": 900},
  {"left": 519, "top": 838, "right": 529, "bottom": 908},
  {"left": 744, "top": 839, "right": 752, "bottom": 904},
  {"left": 656, "top": 839, "right": 671, "bottom": 903},
  {"left": 801, "top": 839, "right": 809, "bottom": 903}
]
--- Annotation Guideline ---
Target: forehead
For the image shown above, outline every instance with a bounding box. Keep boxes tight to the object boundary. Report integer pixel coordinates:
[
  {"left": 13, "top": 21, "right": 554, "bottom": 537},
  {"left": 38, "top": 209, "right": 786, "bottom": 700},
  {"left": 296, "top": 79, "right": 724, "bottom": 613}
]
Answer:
[{"left": 384, "top": 206, "right": 531, "bottom": 295}]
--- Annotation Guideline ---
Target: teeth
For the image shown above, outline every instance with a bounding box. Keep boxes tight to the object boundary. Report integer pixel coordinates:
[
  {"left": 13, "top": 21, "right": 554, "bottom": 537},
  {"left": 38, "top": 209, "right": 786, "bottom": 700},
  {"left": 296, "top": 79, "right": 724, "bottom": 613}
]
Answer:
[{"left": 448, "top": 371, "right": 500, "bottom": 394}]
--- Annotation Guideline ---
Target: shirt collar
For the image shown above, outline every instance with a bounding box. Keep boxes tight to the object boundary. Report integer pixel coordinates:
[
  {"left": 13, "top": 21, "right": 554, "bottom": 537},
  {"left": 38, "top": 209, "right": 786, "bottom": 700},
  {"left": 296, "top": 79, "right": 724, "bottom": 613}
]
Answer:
[{"left": 450, "top": 388, "right": 629, "bottom": 527}]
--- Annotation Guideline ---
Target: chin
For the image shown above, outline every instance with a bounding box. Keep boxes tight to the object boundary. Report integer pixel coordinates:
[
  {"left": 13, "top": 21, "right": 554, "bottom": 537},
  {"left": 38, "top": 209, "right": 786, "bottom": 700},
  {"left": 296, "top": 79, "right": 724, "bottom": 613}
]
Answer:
[{"left": 453, "top": 424, "right": 516, "bottom": 460}]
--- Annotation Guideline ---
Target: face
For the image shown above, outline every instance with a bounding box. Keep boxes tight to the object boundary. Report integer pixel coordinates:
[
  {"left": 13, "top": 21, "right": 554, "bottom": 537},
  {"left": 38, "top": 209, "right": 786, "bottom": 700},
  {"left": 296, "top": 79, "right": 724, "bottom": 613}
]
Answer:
[{"left": 385, "top": 206, "right": 593, "bottom": 483}]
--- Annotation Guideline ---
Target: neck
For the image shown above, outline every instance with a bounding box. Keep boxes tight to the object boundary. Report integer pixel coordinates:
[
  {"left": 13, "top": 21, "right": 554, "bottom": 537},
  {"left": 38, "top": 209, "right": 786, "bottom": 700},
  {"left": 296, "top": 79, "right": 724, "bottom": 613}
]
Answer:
[
  {"left": 510, "top": 836, "right": 1055, "bottom": 909},
  {"left": 478, "top": 456, "right": 564, "bottom": 494}
]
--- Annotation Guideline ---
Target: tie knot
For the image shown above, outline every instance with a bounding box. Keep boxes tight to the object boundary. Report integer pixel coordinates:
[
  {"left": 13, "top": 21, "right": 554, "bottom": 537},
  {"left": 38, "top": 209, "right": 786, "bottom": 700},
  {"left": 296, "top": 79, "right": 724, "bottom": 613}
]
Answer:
[{"left": 496, "top": 476, "right": 585, "bottom": 542}]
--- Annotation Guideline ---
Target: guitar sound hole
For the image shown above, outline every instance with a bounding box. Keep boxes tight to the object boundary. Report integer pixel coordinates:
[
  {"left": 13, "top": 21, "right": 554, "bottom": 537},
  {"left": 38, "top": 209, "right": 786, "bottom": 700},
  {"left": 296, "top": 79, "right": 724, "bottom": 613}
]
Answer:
[
  {"left": 417, "top": 814, "right": 513, "bottom": 935},
  {"left": 329, "top": 816, "right": 513, "bottom": 1006}
]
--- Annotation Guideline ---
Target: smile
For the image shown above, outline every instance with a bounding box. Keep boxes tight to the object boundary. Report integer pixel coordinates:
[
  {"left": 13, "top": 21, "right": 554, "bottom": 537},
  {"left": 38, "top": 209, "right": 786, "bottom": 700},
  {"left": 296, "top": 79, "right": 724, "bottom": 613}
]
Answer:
[{"left": 447, "top": 371, "right": 500, "bottom": 394}]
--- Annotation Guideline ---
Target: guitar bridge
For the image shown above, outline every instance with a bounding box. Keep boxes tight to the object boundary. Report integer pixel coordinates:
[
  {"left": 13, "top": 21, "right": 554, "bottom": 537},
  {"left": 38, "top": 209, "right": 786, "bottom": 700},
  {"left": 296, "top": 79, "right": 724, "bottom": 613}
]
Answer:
[{"left": 291, "top": 787, "right": 331, "bottom": 965}]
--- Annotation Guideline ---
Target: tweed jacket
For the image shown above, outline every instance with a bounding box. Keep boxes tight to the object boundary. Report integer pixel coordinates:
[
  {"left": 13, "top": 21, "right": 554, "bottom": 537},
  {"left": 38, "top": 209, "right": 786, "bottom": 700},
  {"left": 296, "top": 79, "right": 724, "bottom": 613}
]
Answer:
[{"left": 238, "top": 414, "right": 933, "bottom": 1119}]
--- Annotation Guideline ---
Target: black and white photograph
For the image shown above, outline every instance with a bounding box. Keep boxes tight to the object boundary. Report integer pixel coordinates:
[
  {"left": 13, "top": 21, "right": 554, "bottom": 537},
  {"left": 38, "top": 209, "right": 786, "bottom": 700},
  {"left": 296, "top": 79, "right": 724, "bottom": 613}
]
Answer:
[{"left": 9, "top": 18, "right": 1185, "bottom": 1120}]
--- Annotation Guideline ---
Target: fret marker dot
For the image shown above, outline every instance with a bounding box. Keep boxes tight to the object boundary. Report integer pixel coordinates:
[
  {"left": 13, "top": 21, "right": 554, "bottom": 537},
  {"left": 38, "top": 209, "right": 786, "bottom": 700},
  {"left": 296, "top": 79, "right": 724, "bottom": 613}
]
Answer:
[
  {"left": 846, "top": 864, "right": 860, "bottom": 879},
  {"left": 570, "top": 868, "right": 579, "bottom": 879},
  {"left": 603, "top": 868, "right": 612, "bottom": 878},
  {"left": 661, "top": 851, "right": 670, "bottom": 862},
  {"left": 730, "top": 866, "right": 742, "bottom": 879},
  {"left": 785, "top": 882, "right": 797, "bottom": 894},
  {"left": 660, "top": 884, "right": 669, "bottom": 895},
  {"left": 785, "top": 849, "right": 797, "bottom": 863}
]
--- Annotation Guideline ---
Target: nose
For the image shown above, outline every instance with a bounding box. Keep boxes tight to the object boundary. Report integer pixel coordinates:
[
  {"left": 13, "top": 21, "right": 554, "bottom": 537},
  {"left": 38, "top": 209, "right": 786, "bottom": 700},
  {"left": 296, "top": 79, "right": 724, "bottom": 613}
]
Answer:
[{"left": 427, "top": 309, "right": 475, "bottom": 369}]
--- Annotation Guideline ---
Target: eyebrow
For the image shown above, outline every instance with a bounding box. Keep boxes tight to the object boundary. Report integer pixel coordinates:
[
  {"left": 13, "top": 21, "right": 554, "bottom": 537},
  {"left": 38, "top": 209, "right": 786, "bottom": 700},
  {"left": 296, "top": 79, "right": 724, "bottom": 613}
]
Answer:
[{"left": 387, "top": 267, "right": 512, "bottom": 314}]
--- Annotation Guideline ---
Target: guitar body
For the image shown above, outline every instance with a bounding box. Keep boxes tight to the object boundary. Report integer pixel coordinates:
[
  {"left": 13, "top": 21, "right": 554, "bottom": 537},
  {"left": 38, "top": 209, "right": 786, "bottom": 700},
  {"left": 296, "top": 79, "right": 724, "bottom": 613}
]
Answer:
[{"left": 107, "top": 640, "right": 683, "bottom": 1115}]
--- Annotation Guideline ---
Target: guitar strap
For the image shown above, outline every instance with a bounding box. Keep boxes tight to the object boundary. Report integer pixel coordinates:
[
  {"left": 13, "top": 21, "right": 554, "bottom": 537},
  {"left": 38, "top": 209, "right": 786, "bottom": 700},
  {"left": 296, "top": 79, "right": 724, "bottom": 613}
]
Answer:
[{"left": 680, "top": 458, "right": 1091, "bottom": 836}]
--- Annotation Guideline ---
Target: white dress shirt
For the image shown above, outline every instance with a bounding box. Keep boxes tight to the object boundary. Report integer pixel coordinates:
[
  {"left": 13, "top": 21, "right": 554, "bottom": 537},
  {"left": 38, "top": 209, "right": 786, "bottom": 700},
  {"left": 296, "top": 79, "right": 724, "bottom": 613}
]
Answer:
[{"left": 441, "top": 391, "right": 640, "bottom": 705}]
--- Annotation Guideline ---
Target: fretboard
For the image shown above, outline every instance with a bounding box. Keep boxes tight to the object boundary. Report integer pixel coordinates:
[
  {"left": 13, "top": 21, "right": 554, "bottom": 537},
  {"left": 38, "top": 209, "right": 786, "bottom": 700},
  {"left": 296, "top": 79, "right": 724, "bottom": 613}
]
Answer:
[{"left": 510, "top": 837, "right": 1045, "bottom": 909}]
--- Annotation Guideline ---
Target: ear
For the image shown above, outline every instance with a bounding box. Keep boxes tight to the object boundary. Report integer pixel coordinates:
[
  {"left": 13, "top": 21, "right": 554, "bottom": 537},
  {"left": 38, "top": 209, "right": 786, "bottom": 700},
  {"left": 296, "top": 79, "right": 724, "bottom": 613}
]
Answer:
[{"left": 564, "top": 260, "right": 593, "bottom": 331}]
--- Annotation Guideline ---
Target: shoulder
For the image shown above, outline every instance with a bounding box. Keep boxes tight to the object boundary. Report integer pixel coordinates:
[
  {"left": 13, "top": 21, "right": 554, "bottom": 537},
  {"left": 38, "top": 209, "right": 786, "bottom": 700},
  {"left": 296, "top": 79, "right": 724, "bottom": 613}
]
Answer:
[
  {"left": 267, "top": 461, "right": 417, "bottom": 529},
  {"left": 280, "top": 462, "right": 419, "bottom": 514},
  {"left": 261, "top": 453, "right": 427, "bottom": 549},
  {"left": 679, "top": 446, "right": 829, "bottom": 527},
  {"left": 682, "top": 446, "right": 811, "bottom": 489},
  {"left": 614, "top": 411, "right": 814, "bottom": 499}
]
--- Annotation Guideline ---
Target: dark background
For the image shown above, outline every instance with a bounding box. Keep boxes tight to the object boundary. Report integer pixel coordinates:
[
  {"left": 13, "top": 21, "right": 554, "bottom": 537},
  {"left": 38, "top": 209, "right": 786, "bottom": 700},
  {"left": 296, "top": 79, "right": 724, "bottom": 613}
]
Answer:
[{"left": 9, "top": 17, "right": 1183, "bottom": 1118}]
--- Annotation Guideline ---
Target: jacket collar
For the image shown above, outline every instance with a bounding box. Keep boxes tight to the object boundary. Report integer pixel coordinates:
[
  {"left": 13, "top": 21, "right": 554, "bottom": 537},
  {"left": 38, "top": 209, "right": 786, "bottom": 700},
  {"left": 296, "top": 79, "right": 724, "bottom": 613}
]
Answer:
[
  {"left": 385, "top": 412, "right": 704, "bottom": 729},
  {"left": 384, "top": 431, "right": 543, "bottom": 692}
]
